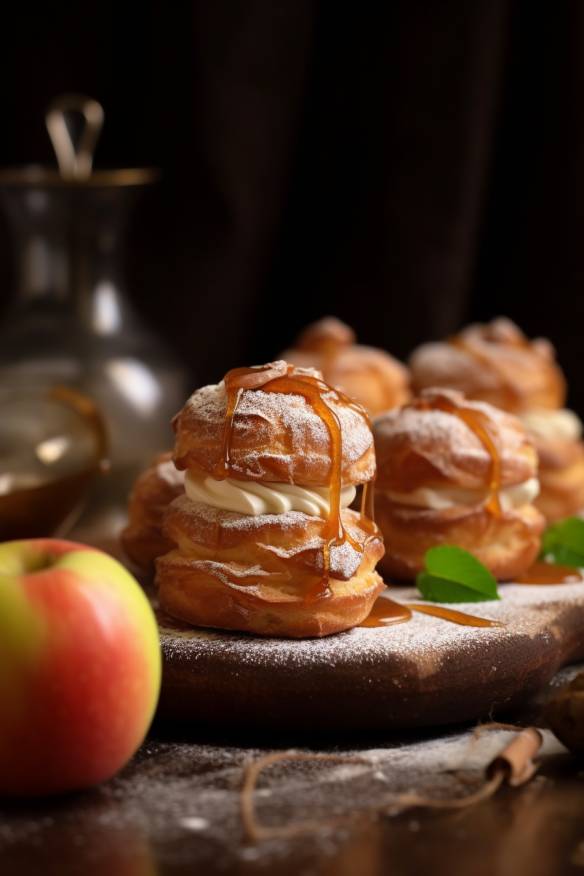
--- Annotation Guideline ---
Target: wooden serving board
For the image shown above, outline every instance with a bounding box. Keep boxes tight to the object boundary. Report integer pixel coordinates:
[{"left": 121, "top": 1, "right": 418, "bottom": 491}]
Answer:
[{"left": 156, "top": 582, "right": 584, "bottom": 733}]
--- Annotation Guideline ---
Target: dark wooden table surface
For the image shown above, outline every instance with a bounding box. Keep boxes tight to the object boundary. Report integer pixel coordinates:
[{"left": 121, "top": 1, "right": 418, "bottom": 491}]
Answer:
[
  {"left": 2, "top": 711, "right": 584, "bottom": 876},
  {"left": 2, "top": 492, "right": 584, "bottom": 876}
]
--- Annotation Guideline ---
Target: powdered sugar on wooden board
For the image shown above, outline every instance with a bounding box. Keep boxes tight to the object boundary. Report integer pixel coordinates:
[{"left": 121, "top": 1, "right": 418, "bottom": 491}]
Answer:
[{"left": 158, "top": 582, "right": 584, "bottom": 671}]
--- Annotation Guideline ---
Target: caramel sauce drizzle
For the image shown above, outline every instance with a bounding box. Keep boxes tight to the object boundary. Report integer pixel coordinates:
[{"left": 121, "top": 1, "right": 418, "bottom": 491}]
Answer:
[
  {"left": 449, "top": 334, "right": 524, "bottom": 409},
  {"left": 361, "top": 559, "right": 584, "bottom": 631},
  {"left": 359, "top": 597, "right": 412, "bottom": 627},
  {"left": 408, "top": 603, "right": 503, "bottom": 628},
  {"left": 360, "top": 596, "right": 503, "bottom": 629},
  {"left": 415, "top": 394, "right": 502, "bottom": 516},
  {"left": 217, "top": 363, "right": 377, "bottom": 599},
  {"left": 360, "top": 479, "right": 372, "bottom": 522},
  {"left": 449, "top": 329, "right": 567, "bottom": 413},
  {"left": 516, "top": 561, "right": 584, "bottom": 585},
  {"left": 361, "top": 558, "right": 584, "bottom": 631}
]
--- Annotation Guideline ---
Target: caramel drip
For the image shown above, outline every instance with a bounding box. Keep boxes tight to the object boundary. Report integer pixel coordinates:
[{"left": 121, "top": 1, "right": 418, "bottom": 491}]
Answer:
[
  {"left": 360, "top": 596, "right": 503, "bottom": 629},
  {"left": 358, "top": 597, "right": 413, "bottom": 627},
  {"left": 516, "top": 561, "right": 584, "bottom": 585},
  {"left": 358, "top": 479, "right": 381, "bottom": 557},
  {"left": 360, "top": 480, "right": 372, "bottom": 522},
  {"left": 217, "top": 364, "right": 376, "bottom": 599},
  {"left": 415, "top": 395, "right": 502, "bottom": 516},
  {"left": 216, "top": 363, "right": 287, "bottom": 478},
  {"left": 409, "top": 603, "right": 504, "bottom": 628}
]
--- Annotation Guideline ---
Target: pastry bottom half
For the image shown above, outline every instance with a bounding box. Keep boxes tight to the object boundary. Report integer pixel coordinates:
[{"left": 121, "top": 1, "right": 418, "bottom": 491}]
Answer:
[
  {"left": 375, "top": 493, "right": 545, "bottom": 582},
  {"left": 156, "top": 497, "right": 385, "bottom": 638},
  {"left": 157, "top": 559, "right": 385, "bottom": 638},
  {"left": 535, "top": 442, "right": 584, "bottom": 522}
]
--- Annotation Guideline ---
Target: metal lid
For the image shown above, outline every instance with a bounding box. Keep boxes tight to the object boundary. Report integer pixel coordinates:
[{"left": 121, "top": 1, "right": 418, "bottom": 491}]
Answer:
[{"left": 0, "top": 94, "right": 158, "bottom": 188}]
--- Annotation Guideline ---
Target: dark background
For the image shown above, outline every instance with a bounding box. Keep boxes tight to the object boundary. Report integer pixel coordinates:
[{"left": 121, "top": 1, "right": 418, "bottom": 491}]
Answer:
[{"left": 0, "top": 1, "right": 583, "bottom": 408}]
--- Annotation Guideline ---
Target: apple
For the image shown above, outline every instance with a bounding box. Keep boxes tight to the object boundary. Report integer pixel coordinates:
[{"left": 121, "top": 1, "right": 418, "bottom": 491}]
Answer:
[{"left": 0, "top": 539, "right": 161, "bottom": 796}]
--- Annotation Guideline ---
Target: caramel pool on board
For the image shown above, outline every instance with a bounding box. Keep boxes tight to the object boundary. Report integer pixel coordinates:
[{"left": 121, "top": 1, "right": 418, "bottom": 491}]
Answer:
[
  {"left": 516, "top": 561, "right": 584, "bottom": 585},
  {"left": 360, "top": 596, "right": 503, "bottom": 629},
  {"left": 360, "top": 560, "right": 584, "bottom": 631}
]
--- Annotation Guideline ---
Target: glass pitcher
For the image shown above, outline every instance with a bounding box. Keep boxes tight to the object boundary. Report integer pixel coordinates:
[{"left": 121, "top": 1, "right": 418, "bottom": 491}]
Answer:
[{"left": 0, "top": 95, "right": 186, "bottom": 486}]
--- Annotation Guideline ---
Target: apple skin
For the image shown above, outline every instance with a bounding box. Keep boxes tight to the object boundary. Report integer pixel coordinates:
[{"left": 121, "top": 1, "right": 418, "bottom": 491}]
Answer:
[{"left": 0, "top": 539, "right": 161, "bottom": 796}]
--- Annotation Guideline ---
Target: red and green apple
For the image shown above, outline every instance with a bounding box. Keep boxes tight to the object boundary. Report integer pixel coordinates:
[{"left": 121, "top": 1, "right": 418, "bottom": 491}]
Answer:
[{"left": 0, "top": 539, "right": 161, "bottom": 796}]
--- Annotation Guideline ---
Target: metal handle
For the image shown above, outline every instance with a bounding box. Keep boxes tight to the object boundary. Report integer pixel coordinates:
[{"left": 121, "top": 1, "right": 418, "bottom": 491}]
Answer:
[
  {"left": 45, "top": 94, "right": 104, "bottom": 180},
  {"left": 49, "top": 384, "right": 109, "bottom": 470}
]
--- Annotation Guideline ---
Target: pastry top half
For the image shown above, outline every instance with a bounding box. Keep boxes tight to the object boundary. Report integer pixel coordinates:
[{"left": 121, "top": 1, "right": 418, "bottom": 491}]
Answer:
[
  {"left": 159, "top": 360, "right": 384, "bottom": 637},
  {"left": 373, "top": 387, "right": 539, "bottom": 502},
  {"left": 409, "top": 317, "right": 566, "bottom": 413},
  {"left": 282, "top": 317, "right": 410, "bottom": 415},
  {"left": 172, "top": 360, "right": 376, "bottom": 486}
]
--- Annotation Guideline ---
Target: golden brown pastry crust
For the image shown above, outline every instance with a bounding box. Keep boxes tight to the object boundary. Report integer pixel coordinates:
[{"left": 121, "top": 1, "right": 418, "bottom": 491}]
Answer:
[
  {"left": 172, "top": 361, "right": 375, "bottom": 486},
  {"left": 375, "top": 495, "right": 545, "bottom": 581},
  {"left": 409, "top": 318, "right": 566, "bottom": 413},
  {"left": 410, "top": 319, "right": 584, "bottom": 522},
  {"left": 157, "top": 499, "right": 385, "bottom": 637},
  {"left": 373, "top": 388, "right": 538, "bottom": 493},
  {"left": 121, "top": 453, "right": 184, "bottom": 573},
  {"left": 372, "top": 388, "right": 544, "bottom": 581},
  {"left": 283, "top": 317, "right": 410, "bottom": 415},
  {"left": 534, "top": 439, "right": 584, "bottom": 522}
]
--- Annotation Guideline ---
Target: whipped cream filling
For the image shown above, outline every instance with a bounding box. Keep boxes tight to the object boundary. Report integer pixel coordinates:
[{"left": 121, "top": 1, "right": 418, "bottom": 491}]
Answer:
[
  {"left": 384, "top": 477, "right": 540, "bottom": 512},
  {"left": 185, "top": 470, "right": 356, "bottom": 518},
  {"left": 519, "top": 408, "right": 582, "bottom": 442}
]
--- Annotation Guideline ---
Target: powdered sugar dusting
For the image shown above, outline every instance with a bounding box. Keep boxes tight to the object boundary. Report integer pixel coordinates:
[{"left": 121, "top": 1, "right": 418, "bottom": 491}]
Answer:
[
  {"left": 237, "top": 386, "right": 371, "bottom": 474},
  {"left": 184, "top": 380, "right": 226, "bottom": 427},
  {"left": 410, "top": 341, "right": 499, "bottom": 391},
  {"left": 374, "top": 393, "right": 529, "bottom": 459},
  {"left": 166, "top": 498, "right": 375, "bottom": 581},
  {"left": 159, "top": 581, "right": 584, "bottom": 672},
  {"left": 181, "top": 498, "right": 317, "bottom": 533},
  {"left": 375, "top": 407, "right": 486, "bottom": 455},
  {"left": 0, "top": 722, "right": 569, "bottom": 870},
  {"left": 410, "top": 324, "right": 562, "bottom": 406},
  {"left": 373, "top": 388, "right": 536, "bottom": 487},
  {"left": 183, "top": 374, "right": 374, "bottom": 480}
]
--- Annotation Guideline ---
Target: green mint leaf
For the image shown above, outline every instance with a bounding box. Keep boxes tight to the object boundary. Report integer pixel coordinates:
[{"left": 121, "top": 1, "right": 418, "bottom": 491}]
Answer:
[
  {"left": 541, "top": 518, "right": 584, "bottom": 567},
  {"left": 416, "top": 545, "right": 500, "bottom": 603},
  {"left": 416, "top": 573, "right": 494, "bottom": 603}
]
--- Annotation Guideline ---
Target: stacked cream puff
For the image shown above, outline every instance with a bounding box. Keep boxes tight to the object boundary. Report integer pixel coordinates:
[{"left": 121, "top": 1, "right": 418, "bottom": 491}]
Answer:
[
  {"left": 154, "top": 361, "right": 385, "bottom": 637},
  {"left": 282, "top": 317, "right": 410, "bottom": 415},
  {"left": 373, "top": 388, "right": 545, "bottom": 581},
  {"left": 122, "top": 452, "right": 185, "bottom": 573},
  {"left": 410, "top": 318, "right": 584, "bottom": 521}
]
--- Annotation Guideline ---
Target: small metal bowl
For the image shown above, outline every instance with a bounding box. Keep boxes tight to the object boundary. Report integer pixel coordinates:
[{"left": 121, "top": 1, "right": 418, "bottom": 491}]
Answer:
[{"left": 0, "top": 384, "right": 108, "bottom": 539}]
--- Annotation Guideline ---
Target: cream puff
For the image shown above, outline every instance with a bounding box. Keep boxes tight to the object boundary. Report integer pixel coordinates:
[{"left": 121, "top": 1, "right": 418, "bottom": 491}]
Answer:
[
  {"left": 409, "top": 317, "right": 566, "bottom": 411},
  {"left": 282, "top": 317, "right": 410, "bottom": 415},
  {"left": 518, "top": 410, "right": 584, "bottom": 522},
  {"left": 156, "top": 361, "right": 385, "bottom": 638},
  {"left": 373, "top": 388, "right": 545, "bottom": 581},
  {"left": 121, "top": 452, "right": 185, "bottom": 573},
  {"left": 409, "top": 318, "right": 584, "bottom": 521}
]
